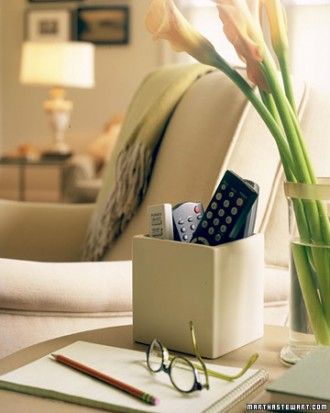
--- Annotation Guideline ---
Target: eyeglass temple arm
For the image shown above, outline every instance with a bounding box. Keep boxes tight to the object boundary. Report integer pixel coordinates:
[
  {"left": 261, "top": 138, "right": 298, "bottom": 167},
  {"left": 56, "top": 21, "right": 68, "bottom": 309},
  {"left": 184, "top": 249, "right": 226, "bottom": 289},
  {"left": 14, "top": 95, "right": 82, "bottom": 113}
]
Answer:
[
  {"left": 189, "top": 321, "right": 258, "bottom": 382},
  {"left": 189, "top": 321, "right": 209, "bottom": 389},
  {"left": 192, "top": 352, "right": 259, "bottom": 382}
]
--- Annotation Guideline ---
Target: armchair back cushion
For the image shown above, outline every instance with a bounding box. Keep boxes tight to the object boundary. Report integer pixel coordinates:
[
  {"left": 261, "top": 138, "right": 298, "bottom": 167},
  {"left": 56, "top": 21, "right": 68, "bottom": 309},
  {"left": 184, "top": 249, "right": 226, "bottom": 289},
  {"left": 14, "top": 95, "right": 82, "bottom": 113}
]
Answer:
[{"left": 104, "top": 71, "right": 305, "bottom": 264}]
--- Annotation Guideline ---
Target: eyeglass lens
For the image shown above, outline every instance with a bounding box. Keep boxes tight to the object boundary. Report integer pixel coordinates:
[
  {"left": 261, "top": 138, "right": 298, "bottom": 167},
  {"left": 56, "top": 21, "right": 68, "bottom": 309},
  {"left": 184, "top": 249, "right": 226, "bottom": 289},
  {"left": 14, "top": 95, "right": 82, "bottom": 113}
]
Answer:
[
  {"left": 147, "top": 340, "right": 163, "bottom": 372},
  {"left": 170, "top": 357, "right": 196, "bottom": 393}
]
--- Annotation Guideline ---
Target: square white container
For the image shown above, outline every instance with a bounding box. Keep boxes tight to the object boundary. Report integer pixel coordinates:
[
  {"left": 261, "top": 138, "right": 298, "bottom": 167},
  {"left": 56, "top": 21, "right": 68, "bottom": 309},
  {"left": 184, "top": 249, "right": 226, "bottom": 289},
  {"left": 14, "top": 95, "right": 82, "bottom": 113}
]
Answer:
[{"left": 133, "top": 234, "right": 264, "bottom": 359}]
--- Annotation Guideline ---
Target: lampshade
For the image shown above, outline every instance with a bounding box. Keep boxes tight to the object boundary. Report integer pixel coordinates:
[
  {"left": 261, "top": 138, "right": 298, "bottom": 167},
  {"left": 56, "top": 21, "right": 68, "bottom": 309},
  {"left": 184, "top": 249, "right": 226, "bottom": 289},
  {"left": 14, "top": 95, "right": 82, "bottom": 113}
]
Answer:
[{"left": 20, "top": 41, "right": 95, "bottom": 88}]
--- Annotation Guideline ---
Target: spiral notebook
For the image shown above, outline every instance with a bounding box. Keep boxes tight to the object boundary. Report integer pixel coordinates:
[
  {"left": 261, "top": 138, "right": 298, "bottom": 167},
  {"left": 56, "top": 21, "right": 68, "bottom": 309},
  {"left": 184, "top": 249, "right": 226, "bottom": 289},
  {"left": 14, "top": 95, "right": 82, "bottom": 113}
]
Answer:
[{"left": 0, "top": 341, "right": 268, "bottom": 413}]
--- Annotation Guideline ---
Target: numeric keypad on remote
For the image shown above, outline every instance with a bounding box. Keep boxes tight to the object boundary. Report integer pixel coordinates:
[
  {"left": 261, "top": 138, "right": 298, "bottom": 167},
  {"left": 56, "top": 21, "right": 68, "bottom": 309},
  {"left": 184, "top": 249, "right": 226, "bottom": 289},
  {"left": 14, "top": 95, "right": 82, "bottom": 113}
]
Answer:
[{"left": 191, "top": 171, "right": 258, "bottom": 246}]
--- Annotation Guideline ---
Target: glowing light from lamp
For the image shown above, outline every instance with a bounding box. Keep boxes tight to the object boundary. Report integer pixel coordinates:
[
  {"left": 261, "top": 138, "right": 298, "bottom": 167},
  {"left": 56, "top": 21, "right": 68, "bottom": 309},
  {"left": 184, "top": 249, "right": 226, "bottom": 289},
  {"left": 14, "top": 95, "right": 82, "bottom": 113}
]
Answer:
[{"left": 20, "top": 41, "right": 95, "bottom": 89}]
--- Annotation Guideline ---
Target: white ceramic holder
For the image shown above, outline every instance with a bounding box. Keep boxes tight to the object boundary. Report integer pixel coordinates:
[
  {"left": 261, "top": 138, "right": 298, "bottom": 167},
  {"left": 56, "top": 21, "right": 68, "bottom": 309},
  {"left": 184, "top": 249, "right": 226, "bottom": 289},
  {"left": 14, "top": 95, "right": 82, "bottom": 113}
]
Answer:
[{"left": 133, "top": 234, "right": 264, "bottom": 359}]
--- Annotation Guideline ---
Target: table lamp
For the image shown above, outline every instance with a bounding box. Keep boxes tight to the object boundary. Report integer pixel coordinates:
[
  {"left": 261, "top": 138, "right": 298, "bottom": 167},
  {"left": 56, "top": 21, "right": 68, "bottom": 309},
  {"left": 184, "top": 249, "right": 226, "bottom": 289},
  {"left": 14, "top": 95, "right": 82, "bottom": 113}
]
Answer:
[{"left": 20, "top": 41, "right": 95, "bottom": 155}]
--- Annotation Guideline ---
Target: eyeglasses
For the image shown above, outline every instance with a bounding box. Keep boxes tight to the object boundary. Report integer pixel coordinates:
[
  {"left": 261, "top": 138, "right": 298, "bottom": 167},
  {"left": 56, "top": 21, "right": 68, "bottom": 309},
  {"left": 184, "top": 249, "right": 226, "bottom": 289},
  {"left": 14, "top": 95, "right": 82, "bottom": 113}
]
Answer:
[
  {"left": 146, "top": 321, "right": 209, "bottom": 393},
  {"left": 146, "top": 321, "right": 259, "bottom": 393}
]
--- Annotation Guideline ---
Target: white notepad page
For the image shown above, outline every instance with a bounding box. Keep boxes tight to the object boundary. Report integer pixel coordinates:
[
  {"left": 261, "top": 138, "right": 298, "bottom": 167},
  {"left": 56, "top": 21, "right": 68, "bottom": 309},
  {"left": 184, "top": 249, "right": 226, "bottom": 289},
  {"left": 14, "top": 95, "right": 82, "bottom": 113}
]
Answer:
[{"left": 0, "top": 341, "right": 268, "bottom": 413}]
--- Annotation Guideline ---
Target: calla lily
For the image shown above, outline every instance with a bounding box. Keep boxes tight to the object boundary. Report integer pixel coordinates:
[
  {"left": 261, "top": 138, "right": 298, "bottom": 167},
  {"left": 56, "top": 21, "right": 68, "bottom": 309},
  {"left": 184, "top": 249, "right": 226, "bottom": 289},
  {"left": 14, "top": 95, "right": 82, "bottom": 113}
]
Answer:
[
  {"left": 261, "top": 0, "right": 288, "bottom": 55},
  {"left": 261, "top": 0, "right": 295, "bottom": 109},
  {"left": 146, "top": 0, "right": 219, "bottom": 66},
  {"left": 214, "top": 0, "right": 268, "bottom": 90}
]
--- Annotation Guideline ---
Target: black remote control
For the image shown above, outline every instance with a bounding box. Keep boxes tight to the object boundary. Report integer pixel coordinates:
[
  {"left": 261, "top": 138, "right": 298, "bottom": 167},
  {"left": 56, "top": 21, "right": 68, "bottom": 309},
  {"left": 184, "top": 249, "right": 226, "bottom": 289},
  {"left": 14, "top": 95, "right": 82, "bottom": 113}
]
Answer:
[
  {"left": 236, "top": 180, "right": 259, "bottom": 240},
  {"left": 191, "top": 171, "right": 258, "bottom": 246},
  {"left": 172, "top": 202, "right": 204, "bottom": 242}
]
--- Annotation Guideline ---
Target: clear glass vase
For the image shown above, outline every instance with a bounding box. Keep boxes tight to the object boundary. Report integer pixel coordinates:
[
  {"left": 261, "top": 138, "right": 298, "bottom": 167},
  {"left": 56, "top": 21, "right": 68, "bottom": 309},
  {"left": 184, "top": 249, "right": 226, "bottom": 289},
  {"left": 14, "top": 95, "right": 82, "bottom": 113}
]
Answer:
[{"left": 280, "top": 179, "right": 330, "bottom": 365}]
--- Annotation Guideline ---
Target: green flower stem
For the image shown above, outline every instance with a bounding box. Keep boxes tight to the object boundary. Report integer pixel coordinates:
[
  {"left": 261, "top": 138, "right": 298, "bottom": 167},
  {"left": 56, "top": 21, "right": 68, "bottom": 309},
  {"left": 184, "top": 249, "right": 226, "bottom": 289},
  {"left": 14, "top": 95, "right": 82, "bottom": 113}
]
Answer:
[
  {"left": 288, "top": 105, "right": 330, "bottom": 243},
  {"left": 288, "top": 107, "right": 330, "bottom": 244},
  {"left": 262, "top": 53, "right": 311, "bottom": 184},
  {"left": 324, "top": 249, "right": 330, "bottom": 320},
  {"left": 278, "top": 50, "right": 330, "bottom": 314},
  {"left": 311, "top": 247, "right": 330, "bottom": 323},
  {"left": 258, "top": 51, "right": 330, "bottom": 342},
  {"left": 292, "top": 198, "right": 311, "bottom": 242},
  {"left": 317, "top": 201, "right": 330, "bottom": 244},
  {"left": 276, "top": 49, "right": 330, "bottom": 243},
  {"left": 278, "top": 54, "right": 330, "bottom": 242},
  {"left": 292, "top": 243, "right": 330, "bottom": 344},
  {"left": 278, "top": 51, "right": 297, "bottom": 113},
  {"left": 261, "top": 53, "right": 324, "bottom": 245},
  {"left": 259, "top": 90, "right": 283, "bottom": 128},
  {"left": 259, "top": 89, "right": 297, "bottom": 182},
  {"left": 288, "top": 105, "right": 316, "bottom": 184},
  {"left": 212, "top": 56, "right": 296, "bottom": 179}
]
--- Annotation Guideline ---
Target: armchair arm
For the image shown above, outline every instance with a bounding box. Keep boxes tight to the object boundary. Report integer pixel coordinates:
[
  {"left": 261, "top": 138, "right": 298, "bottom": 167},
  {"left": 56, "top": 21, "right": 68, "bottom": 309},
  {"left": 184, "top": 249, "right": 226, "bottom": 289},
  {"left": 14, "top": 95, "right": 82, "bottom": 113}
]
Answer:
[
  {"left": 0, "top": 259, "right": 132, "bottom": 313},
  {"left": 0, "top": 199, "right": 94, "bottom": 261},
  {"left": 71, "top": 178, "right": 103, "bottom": 203}
]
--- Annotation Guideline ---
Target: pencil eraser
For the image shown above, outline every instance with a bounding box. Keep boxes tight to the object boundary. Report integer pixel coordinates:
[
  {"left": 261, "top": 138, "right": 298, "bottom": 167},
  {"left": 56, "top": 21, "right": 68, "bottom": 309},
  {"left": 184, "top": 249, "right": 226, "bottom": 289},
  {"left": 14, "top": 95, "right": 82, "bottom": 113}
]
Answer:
[{"left": 152, "top": 396, "right": 160, "bottom": 406}]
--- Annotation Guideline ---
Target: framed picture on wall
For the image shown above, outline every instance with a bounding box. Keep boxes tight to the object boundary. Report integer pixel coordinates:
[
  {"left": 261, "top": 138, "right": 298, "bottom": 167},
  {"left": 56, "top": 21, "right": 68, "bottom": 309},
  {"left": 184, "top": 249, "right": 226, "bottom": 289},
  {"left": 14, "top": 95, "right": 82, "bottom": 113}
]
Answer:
[
  {"left": 77, "top": 6, "right": 129, "bottom": 45},
  {"left": 25, "top": 9, "right": 73, "bottom": 41}
]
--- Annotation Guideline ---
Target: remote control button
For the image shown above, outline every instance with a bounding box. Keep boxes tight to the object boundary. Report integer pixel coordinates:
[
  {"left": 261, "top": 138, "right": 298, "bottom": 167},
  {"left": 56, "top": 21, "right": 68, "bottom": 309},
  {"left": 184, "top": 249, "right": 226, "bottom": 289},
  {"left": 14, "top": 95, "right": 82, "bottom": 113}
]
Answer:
[
  {"left": 215, "top": 192, "right": 222, "bottom": 201},
  {"left": 215, "top": 234, "right": 221, "bottom": 242},
  {"left": 218, "top": 209, "right": 225, "bottom": 217},
  {"left": 197, "top": 214, "right": 203, "bottom": 220},
  {"left": 225, "top": 216, "right": 232, "bottom": 224},
  {"left": 213, "top": 218, "right": 220, "bottom": 226},
  {"left": 183, "top": 235, "right": 188, "bottom": 241},
  {"left": 152, "top": 217, "right": 162, "bottom": 225},
  {"left": 206, "top": 211, "right": 213, "bottom": 219},
  {"left": 211, "top": 202, "right": 217, "bottom": 210},
  {"left": 194, "top": 206, "right": 201, "bottom": 214},
  {"left": 229, "top": 191, "right": 234, "bottom": 198},
  {"left": 180, "top": 227, "right": 186, "bottom": 233},
  {"left": 231, "top": 207, "right": 238, "bottom": 215},
  {"left": 190, "top": 224, "right": 196, "bottom": 230},
  {"left": 221, "top": 184, "right": 227, "bottom": 191},
  {"left": 178, "top": 219, "right": 184, "bottom": 225},
  {"left": 152, "top": 228, "right": 163, "bottom": 237},
  {"left": 188, "top": 217, "right": 193, "bottom": 222},
  {"left": 202, "top": 220, "right": 208, "bottom": 228},
  {"left": 197, "top": 237, "right": 209, "bottom": 245},
  {"left": 223, "top": 200, "right": 230, "bottom": 208},
  {"left": 208, "top": 227, "right": 215, "bottom": 235},
  {"left": 236, "top": 198, "right": 244, "bottom": 206},
  {"left": 220, "top": 225, "right": 227, "bottom": 233}
]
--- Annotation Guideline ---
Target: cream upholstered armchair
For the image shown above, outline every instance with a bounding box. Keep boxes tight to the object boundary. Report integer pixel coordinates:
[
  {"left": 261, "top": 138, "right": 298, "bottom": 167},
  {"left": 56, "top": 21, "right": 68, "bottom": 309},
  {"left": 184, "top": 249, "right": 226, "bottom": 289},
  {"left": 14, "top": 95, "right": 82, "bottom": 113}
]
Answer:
[{"left": 1, "top": 70, "right": 330, "bottom": 359}]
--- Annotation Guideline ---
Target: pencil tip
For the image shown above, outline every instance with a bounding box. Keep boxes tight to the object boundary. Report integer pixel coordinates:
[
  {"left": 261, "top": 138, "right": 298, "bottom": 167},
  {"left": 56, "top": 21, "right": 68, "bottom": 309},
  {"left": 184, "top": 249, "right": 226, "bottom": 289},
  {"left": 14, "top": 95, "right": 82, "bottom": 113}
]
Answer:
[{"left": 50, "top": 354, "right": 57, "bottom": 359}]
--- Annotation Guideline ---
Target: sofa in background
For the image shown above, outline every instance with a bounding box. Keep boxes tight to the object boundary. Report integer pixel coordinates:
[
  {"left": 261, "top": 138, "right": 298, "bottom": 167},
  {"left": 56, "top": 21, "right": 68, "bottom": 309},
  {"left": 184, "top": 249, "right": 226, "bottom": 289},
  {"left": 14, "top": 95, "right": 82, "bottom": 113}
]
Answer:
[{"left": 1, "top": 69, "right": 330, "bottom": 359}]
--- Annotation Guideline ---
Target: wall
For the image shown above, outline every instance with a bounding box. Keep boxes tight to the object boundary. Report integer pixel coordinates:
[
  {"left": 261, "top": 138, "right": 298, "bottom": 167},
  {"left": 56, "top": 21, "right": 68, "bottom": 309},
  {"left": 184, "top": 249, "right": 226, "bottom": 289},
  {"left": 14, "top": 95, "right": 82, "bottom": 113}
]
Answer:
[
  {"left": 287, "top": 4, "right": 330, "bottom": 88},
  {"left": 0, "top": 2, "right": 3, "bottom": 150},
  {"left": 0, "top": 0, "right": 161, "bottom": 154}
]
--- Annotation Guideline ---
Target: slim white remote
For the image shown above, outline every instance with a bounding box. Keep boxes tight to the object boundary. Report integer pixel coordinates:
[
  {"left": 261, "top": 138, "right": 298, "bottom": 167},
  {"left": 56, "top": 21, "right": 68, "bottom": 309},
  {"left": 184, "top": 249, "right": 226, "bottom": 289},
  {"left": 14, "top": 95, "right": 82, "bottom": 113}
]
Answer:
[{"left": 148, "top": 204, "right": 174, "bottom": 240}]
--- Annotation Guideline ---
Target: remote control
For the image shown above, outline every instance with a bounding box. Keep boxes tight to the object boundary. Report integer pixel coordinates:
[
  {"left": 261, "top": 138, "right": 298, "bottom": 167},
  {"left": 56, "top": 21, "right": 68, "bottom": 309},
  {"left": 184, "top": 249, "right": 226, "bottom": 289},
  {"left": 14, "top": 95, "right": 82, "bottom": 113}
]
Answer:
[
  {"left": 148, "top": 204, "right": 174, "bottom": 240},
  {"left": 191, "top": 171, "right": 259, "bottom": 246},
  {"left": 172, "top": 202, "right": 204, "bottom": 242},
  {"left": 236, "top": 180, "right": 259, "bottom": 239}
]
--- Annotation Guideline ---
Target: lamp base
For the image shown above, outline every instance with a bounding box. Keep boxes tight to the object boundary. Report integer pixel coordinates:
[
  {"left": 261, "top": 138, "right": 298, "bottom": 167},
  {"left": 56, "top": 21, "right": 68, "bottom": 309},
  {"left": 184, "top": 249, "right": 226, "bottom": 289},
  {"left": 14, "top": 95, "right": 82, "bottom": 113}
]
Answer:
[
  {"left": 44, "top": 87, "right": 73, "bottom": 158},
  {"left": 48, "top": 141, "right": 72, "bottom": 155}
]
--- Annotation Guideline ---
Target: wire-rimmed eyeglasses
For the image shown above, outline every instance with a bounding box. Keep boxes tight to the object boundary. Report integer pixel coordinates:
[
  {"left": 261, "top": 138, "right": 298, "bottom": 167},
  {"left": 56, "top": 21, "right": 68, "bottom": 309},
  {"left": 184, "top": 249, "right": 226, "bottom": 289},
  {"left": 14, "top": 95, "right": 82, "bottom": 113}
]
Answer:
[{"left": 146, "top": 321, "right": 258, "bottom": 393}]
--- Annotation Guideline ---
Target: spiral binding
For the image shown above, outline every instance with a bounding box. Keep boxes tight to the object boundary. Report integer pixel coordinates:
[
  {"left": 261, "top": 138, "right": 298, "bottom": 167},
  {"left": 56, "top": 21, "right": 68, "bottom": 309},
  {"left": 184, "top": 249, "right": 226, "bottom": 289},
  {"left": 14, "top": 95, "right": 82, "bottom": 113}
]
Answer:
[{"left": 204, "top": 369, "right": 269, "bottom": 413}]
